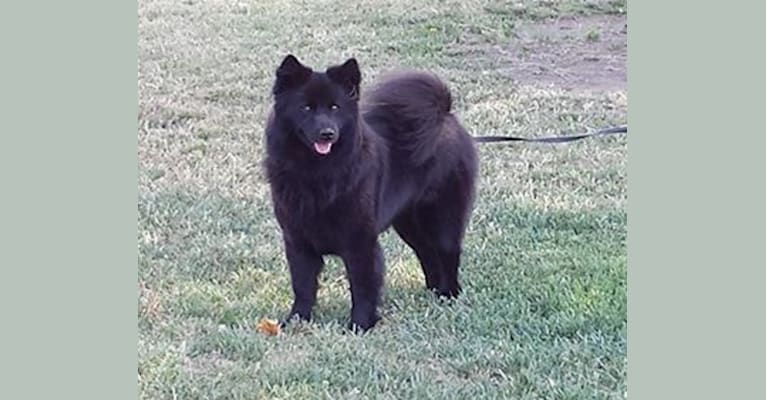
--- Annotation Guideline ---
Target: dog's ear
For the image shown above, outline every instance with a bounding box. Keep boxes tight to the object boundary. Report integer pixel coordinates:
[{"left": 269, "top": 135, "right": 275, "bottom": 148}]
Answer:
[
  {"left": 327, "top": 58, "right": 361, "bottom": 100},
  {"left": 274, "top": 54, "right": 312, "bottom": 94}
]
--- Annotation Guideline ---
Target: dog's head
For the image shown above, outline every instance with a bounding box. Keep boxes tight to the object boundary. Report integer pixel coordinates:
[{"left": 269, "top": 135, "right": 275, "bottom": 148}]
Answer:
[{"left": 271, "top": 55, "right": 361, "bottom": 156}]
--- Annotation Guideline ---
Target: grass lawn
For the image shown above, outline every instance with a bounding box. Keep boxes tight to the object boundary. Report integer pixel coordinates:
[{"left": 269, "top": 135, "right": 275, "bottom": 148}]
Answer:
[{"left": 138, "top": 0, "right": 627, "bottom": 398}]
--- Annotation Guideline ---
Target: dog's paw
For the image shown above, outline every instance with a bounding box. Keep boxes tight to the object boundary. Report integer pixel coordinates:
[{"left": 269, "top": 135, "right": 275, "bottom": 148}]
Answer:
[
  {"left": 347, "top": 311, "right": 381, "bottom": 334},
  {"left": 436, "top": 283, "right": 462, "bottom": 300},
  {"left": 281, "top": 310, "right": 311, "bottom": 328}
]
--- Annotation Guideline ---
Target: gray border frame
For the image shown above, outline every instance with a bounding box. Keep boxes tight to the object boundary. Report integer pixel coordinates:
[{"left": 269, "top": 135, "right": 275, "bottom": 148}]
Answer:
[
  {"left": 628, "top": 1, "right": 764, "bottom": 398},
  {"left": 0, "top": 2, "right": 137, "bottom": 399}
]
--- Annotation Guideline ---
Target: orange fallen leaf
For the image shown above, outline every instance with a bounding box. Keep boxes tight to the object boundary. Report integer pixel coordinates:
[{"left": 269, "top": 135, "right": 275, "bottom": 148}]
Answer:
[{"left": 256, "top": 318, "right": 281, "bottom": 336}]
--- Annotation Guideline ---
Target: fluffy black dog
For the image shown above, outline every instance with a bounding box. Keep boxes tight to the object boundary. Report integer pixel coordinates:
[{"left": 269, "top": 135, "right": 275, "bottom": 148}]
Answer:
[{"left": 264, "top": 55, "right": 478, "bottom": 331}]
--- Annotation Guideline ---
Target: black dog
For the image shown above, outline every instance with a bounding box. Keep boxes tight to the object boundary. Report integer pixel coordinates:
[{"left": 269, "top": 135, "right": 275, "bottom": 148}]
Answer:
[{"left": 264, "top": 55, "right": 478, "bottom": 331}]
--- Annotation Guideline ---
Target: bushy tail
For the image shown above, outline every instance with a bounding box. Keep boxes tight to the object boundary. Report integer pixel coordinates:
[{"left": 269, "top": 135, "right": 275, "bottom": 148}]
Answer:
[{"left": 363, "top": 71, "right": 457, "bottom": 165}]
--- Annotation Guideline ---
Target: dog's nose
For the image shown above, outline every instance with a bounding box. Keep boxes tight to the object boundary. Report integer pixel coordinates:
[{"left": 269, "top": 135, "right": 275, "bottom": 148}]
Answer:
[{"left": 319, "top": 128, "right": 337, "bottom": 140}]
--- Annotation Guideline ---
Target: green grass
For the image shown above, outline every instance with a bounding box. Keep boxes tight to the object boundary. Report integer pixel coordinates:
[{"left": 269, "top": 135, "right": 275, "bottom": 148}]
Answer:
[{"left": 138, "top": 0, "right": 627, "bottom": 398}]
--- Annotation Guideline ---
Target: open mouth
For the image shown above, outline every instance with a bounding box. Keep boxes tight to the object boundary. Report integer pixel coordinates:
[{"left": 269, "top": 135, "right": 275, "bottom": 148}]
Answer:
[{"left": 313, "top": 141, "right": 334, "bottom": 155}]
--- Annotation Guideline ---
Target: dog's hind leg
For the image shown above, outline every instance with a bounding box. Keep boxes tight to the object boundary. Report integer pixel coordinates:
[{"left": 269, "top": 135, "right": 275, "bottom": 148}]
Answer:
[
  {"left": 417, "top": 205, "right": 467, "bottom": 299},
  {"left": 399, "top": 168, "right": 475, "bottom": 299},
  {"left": 393, "top": 209, "right": 443, "bottom": 291},
  {"left": 393, "top": 204, "right": 468, "bottom": 298}
]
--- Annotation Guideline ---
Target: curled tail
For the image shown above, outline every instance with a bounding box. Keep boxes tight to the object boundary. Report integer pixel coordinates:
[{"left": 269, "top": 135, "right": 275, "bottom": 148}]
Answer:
[{"left": 363, "top": 71, "right": 461, "bottom": 166}]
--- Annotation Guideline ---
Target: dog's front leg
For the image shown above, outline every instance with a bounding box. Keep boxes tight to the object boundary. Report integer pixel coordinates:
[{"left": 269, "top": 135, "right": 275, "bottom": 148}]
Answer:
[
  {"left": 283, "top": 241, "right": 324, "bottom": 324},
  {"left": 342, "top": 241, "right": 384, "bottom": 332}
]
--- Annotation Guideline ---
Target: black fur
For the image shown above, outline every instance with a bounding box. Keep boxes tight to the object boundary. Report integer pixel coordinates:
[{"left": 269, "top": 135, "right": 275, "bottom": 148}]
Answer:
[{"left": 264, "top": 55, "right": 478, "bottom": 332}]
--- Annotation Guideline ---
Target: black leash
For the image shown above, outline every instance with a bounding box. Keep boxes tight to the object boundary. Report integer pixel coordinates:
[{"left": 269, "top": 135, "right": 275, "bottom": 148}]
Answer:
[{"left": 473, "top": 125, "right": 627, "bottom": 144}]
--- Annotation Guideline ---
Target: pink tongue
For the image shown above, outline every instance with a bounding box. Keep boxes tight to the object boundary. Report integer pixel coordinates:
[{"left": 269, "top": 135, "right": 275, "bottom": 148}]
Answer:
[{"left": 314, "top": 142, "right": 332, "bottom": 155}]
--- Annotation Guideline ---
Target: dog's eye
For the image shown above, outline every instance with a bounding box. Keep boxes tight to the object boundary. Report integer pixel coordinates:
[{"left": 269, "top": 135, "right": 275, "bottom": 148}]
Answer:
[
  {"left": 330, "top": 104, "right": 339, "bottom": 111},
  {"left": 302, "top": 105, "right": 313, "bottom": 112}
]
